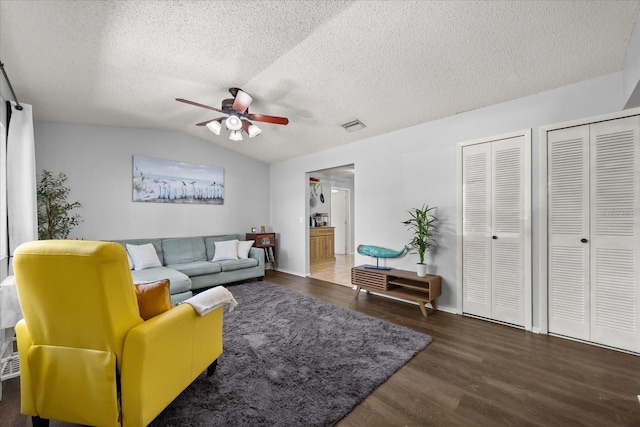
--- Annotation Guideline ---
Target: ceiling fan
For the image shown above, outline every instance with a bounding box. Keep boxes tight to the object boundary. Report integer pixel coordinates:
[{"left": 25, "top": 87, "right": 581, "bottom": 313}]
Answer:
[{"left": 176, "top": 88, "right": 289, "bottom": 141}]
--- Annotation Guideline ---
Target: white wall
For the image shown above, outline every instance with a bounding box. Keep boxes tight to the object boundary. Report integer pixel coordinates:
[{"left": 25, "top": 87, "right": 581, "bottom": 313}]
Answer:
[
  {"left": 623, "top": 12, "right": 640, "bottom": 109},
  {"left": 34, "top": 122, "right": 270, "bottom": 240},
  {"left": 270, "top": 70, "right": 630, "bottom": 326}
]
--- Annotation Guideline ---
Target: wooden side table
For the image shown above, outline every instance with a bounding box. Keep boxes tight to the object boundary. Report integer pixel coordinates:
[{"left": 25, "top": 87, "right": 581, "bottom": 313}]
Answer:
[
  {"left": 351, "top": 266, "right": 441, "bottom": 317},
  {"left": 246, "top": 233, "right": 276, "bottom": 269}
]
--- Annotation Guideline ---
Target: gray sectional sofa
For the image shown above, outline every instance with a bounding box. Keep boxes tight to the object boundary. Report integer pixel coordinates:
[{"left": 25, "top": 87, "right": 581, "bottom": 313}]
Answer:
[{"left": 112, "top": 234, "right": 265, "bottom": 304}]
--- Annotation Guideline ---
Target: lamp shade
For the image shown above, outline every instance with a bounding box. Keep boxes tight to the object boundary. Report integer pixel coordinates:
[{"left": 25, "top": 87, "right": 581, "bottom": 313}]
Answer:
[
  {"left": 247, "top": 124, "right": 262, "bottom": 138},
  {"left": 229, "top": 130, "right": 243, "bottom": 141},
  {"left": 206, "top": 120, "right": 221, "bottom": 135},
  {"left": 225, "top": 115, "right": 242, "bottom": 131}
]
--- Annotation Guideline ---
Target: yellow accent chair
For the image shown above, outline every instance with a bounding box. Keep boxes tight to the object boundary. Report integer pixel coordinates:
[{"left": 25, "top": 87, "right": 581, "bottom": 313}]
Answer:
[{"left": 13, "top": 240, "right": 224, "bottom": 427}]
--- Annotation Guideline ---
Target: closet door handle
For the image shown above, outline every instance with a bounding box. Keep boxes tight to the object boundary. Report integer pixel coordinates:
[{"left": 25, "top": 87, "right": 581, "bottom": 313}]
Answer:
[
  {"left": 492, "top": 236, "right": 498, "bottom": 240},
  {"left": 581, "top": 238, "right": 588, "bottom": 243}
]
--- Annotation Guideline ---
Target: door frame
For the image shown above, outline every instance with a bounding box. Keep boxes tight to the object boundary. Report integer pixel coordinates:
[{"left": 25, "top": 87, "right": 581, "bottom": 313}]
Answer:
[
  {"left": 456, "top": 128, "right": 532, "bottom": 331},
  {"left": 538, "top": 106, "right": 640, "bottom": 335}
]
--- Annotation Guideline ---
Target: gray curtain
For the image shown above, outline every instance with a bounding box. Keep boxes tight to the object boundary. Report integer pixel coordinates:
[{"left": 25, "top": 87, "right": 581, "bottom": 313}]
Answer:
[{"left": 1, "top": 101, "right": 37, "bottom": 279}]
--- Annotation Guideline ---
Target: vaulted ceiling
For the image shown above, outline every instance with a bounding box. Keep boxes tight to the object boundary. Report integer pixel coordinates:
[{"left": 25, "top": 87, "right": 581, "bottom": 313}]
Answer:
[{"left": 1, "top": 1, "right": 639, "bottom": 163}]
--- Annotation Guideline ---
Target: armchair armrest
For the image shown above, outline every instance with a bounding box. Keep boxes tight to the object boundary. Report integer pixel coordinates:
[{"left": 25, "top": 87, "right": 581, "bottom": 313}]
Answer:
[{"left": 120, "top": 304, "right": 223, "bottom": 427}]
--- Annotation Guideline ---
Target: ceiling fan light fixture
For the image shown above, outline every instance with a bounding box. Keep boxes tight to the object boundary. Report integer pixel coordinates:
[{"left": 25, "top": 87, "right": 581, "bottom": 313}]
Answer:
[
  {"left": 248, "top": 124, "right": 262, "bottom": 138},
  {"left": 206, "top": 120, "right": 221, "bottom": 135},
  {"left": 225, "top": 115, "right": 242, "bottom": 131},
  {"left": 229, "top": 130, "right": 243, "bottom": 141}
]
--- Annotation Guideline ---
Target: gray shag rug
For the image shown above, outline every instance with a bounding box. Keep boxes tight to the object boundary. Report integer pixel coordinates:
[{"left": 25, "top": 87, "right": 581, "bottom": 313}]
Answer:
[{"left": 150, "top": 281, "right": 432, "bottom": 426}]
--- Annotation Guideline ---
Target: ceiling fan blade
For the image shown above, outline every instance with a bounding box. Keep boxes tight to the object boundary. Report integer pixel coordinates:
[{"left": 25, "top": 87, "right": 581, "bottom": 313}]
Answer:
[
  {"left": 195, "top": 117, "right": 224, "bottom": 126},
  {"left": 241, "top": 120, "right": 250, "bottom": 133},
  {"left": 176, "top": 98, "right": 224, "bottom": 113},
  {"left": 232, "top": 90, "right": 253, "bottom": 113},
  {"left": 246, "top": 113, "right": 289, "bottom": 125}
]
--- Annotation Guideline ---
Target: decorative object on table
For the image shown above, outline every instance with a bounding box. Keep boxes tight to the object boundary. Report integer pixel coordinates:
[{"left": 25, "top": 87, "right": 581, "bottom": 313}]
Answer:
[
  {"left": 357, "top": 244, "right": 407, "bottom": 270},
  {"left": 37, "top": 170, "right": 82, "bottom": 240},
  {"left": 176, "top": 87, "right": 289, "bottom": 141},
  {"left": 150, "top": 281, "right": 431, "bottom": 426},
  {"left": 260, "top": 225, "right": 266, "bottom": 233},
  {"left": 132, "top": 155, "right": 224, "bottom": 205},
  {"left": 251, "top": 227, "right": 256, "bottom": 233},
  {"left": 403, "top": 204, "right": 438, "bottom": 277}
]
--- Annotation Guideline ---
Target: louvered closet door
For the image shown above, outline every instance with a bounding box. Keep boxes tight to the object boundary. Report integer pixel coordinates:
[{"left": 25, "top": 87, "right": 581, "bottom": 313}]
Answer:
[
  {"left": 589, "top": 116, "right": 640, "bottom": 352},
  {"left": 491, "top": 137, "right": 525, "bottom": 325},
  {"left": 462, "top": 136, "right": 526, "bottom": 325},
  {"left": 547, "top": 125, "right": 590, "bottom": 341},
  {"left": 462, "top": 143, "right": 492, "bottom": 318}
]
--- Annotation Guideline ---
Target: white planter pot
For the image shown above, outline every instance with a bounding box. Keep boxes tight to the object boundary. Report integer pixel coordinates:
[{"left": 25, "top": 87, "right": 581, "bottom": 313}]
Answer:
[{"left": 416, "top": 263, "right": 427, "bottom": 277}]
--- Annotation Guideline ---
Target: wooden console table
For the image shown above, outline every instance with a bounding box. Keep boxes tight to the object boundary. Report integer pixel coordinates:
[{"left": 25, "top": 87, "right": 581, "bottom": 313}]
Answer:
[{"left": 351, "top": 266, "right": 441, "bottom": 317}]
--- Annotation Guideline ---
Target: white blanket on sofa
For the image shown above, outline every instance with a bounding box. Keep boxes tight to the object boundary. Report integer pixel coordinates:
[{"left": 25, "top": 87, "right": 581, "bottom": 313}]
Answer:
[{"left": 181, "top": 286, "right": 238, "bottom": 316}]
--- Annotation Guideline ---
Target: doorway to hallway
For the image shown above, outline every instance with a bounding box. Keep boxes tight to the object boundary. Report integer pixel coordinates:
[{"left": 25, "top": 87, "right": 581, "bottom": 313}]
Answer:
[{"left": 307, "top": 164, "right": 354, "bottom": 287}]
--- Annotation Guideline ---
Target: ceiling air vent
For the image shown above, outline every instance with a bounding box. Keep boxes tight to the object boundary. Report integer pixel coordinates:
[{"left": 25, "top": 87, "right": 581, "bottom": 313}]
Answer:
[{"left": 340, "top": 119, "right": 366, "bottom": 132}]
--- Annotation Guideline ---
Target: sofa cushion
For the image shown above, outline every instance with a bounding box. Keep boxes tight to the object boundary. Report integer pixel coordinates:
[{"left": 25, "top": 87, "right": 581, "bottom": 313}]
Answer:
[
  {"left": 131, "top": 266, "right": 191, "bottom": 295},
  {"left": 204, "top": 235, "right": 242, "bottom": 261},
  {"left": 214, "top": 258, "right": 259, "bottom": 272},
  {"left": 167, "top": 261, "right": 222, "bottom": 277},
  {"left": 126, "top": 243, "right": 162, "bottom": 270},
  {"left": 237, "top": 240, "right": 255, "bottom": 259},
  {"left": 211, "top": 240, "right": 239, "bottom": 262},
  {"left": 113, "top": 239, "right": 164, "bottom": 265},
  {"left": 134, "top": 279, "right": 172, "bottom": 320},
  {"left": 162, "top": 237, "right": 207, "bottom": 265}
]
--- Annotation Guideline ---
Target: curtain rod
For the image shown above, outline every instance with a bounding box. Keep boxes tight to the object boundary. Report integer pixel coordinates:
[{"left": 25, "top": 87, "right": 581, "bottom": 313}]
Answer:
[{"left": 0, "top": 62, "right": 23, "bottom": 111}]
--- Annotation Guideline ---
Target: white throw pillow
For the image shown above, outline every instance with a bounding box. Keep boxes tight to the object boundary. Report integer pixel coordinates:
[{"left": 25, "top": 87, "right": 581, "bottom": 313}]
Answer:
[
  {"left": 126, "top": 243, "right": 162, "bottom": 271},
  {"left": 211, "top": 240, "right": 239, "bottom": 262},
  {"left": 237, "top": 240, "right": 255, "bottom": 259}
]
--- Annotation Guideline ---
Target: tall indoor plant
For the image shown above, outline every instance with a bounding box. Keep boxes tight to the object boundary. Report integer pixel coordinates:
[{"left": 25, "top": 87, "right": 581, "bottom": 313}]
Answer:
[
  {"left": 37, "top": 169, "right": 83, "bottom": 240},
  {"left": 403, "top": 204, "right": 438, "bottom": 277}
]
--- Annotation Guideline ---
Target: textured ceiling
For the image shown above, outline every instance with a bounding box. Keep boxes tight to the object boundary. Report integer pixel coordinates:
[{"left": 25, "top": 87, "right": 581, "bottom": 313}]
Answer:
[{"left": 1, "top": 1, "right": 639, "bottom": 163}]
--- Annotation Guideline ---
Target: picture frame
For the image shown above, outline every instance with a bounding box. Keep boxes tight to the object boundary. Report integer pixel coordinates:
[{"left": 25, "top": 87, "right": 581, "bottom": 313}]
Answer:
[{"left": 132, "top": 155, "right": 224, "bottom": 205}]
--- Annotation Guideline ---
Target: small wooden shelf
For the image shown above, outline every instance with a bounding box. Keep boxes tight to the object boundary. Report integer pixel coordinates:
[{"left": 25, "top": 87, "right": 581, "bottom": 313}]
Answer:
[{"left": 351, "top": 266, "right": 441, "bottom": 317}]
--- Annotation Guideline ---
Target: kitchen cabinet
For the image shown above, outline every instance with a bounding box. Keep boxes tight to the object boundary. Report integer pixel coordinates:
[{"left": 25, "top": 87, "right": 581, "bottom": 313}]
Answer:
[{"left": 310, "top": 227, "right": 335, "bottom": 262}]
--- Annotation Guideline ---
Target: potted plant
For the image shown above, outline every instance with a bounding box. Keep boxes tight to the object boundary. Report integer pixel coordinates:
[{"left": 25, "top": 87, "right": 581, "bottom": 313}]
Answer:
[
  {"left": 37, "top": 170, "right": 83, "bottom": 240},
  {"left": 403, "top": 204, "right": 438, "bottom": 277}
]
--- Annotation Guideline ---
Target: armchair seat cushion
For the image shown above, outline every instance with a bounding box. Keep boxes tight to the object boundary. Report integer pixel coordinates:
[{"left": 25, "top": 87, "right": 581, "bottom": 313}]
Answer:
[
  {"left": 131, "top": 267, "right": 191, "bottom": 295},
  {"left": 167, "top": 261, "right": 222, "bottom": 277}
]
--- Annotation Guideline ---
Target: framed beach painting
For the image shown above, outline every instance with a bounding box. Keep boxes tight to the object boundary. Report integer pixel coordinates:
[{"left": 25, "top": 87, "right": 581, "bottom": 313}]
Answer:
[{"left": 132, "top": 155, "right": 224, "bottom": 205}]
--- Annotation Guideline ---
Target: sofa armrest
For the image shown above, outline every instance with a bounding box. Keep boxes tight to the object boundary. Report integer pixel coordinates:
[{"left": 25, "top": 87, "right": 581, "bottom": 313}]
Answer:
[
  {"left": 120, "top": 304, "right": 223, "bottom": 427},
  {"left": 249, "top": 247, "right": 265, "bottom": 266}
]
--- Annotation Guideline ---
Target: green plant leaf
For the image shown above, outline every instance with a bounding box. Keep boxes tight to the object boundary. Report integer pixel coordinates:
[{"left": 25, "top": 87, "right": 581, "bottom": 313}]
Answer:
[{"left": 402, "top": 204, "right": 438, "bottom": 264}]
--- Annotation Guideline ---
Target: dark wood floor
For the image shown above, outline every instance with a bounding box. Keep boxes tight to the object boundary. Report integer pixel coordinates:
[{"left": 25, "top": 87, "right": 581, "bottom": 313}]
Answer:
[{"left": 3, "top": 270, "right": 640, "bottom": 426}]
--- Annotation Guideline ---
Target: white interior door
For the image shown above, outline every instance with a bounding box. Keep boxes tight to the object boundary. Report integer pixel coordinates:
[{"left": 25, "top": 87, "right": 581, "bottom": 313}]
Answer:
[
  {"left": 491, "top": 137, "right": 526, "bottom": 326},
  {"left": 462, "top": 134, "right": 529, "bottom": 327},
  {"left": 589, "top": 116, "right": 640, "bottom": 352},
  {"left": 331, "top": 188, "right": 348, "bottom": 255},
  {"left": 547, "top": 125, "right": 591, "bottom": 341},
  {"left": 462, "top": 143, "right": 492, "bottom": 318}
]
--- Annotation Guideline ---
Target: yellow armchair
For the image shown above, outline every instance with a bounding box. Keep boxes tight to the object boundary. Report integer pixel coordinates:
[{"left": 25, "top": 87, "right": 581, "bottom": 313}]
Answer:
[{"left": 13, "top": 240, "right": 224, "bottom": 427}]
